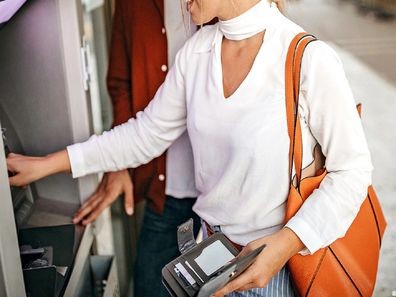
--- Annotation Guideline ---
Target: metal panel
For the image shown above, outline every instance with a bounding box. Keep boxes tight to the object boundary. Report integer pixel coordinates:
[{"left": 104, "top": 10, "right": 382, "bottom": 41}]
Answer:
[
  {"left": 0, "top": 0, "right": 80, "bottom": 204},
  {"left": 64, "top": 224, "right": 94, "bottom": 297},
  {"left": 103, "top": 256, "right": 120, "bottom": 297},
  {"left": 57, "top": 0, "right": 100, "bottom": 203},
  {"left": 0, "top": 123, "right": 25, "bottom": 297}
]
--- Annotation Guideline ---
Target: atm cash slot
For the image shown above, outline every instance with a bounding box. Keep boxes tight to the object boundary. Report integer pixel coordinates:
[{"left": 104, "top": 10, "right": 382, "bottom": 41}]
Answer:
[{"left": 19, "top": 224, "right": 76, "bottom": 297}]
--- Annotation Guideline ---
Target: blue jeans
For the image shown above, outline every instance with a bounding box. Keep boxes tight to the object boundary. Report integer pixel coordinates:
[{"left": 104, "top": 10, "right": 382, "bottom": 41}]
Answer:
[{"left": 134, "top": 196, "right": 200, "bottom": 297}]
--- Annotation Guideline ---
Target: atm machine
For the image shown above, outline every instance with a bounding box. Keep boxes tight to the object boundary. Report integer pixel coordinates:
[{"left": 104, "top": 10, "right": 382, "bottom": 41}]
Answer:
[{"left": 0, "top": 0, "right": 135, "bottom": 296}]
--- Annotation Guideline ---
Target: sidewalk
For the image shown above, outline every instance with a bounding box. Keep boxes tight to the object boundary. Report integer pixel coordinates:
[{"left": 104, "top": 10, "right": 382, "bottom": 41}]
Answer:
[
  {"left": 334, "top": 44, "right": 396, "bottom": 297},
  {"left": 286, "top": 1, "right": 396, "bottom": 296},
  {"left": 287, "top": 0, "right": 396, "bottom": 85}
]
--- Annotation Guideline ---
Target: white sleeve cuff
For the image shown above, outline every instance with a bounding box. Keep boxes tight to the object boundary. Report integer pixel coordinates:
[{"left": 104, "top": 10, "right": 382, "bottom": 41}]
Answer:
[
  {"left": 66, "top": 143, "right": 86, "bottom": 178},
  {"left": 285, "top": 215, "right": 323, "bottom": 255}
]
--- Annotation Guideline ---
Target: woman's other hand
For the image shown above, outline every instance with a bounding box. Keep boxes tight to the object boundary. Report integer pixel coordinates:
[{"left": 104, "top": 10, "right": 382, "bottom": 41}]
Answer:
[
  {"left": 6, "top": 150, "right": 71, "bottom": 187},
  {"left": 72, "top": 169, "right": 134, "bottom": 226},
  {"left": 213, "top": 228, "right": 305, "bottom": 297}
]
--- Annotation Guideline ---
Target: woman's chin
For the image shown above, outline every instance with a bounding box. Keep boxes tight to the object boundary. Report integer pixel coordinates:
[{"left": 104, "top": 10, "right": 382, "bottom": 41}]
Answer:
[
  {"left": 191, "top": 16, "right": 202, "bottom": 25},
  {"left": 190, "top": 12, "right": 208, "bottom": 25}
]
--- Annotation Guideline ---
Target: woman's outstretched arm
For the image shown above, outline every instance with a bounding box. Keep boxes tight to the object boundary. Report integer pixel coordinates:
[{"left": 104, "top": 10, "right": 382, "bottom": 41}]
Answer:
[
  {"left": 7, "top": 150, "right": 71, "bottom": 187},
  {"left": 6, "top": 33, "right": 194, "bottom": 187}
]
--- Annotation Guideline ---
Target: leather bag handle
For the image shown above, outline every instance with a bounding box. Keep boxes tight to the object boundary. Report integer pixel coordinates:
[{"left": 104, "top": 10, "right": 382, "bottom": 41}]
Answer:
[{"left": 285, "top": 33, "right": 317, "bottom": 190}]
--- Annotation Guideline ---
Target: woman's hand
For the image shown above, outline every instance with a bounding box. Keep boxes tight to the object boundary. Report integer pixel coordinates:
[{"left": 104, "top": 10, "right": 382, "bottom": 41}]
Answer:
[
  {"left": 6, "top": 150, "right": 71, "bottom": 187},
  {"left": 213, "top": 228, "right": 305, "bottom": 297},
  {"left": 72, "top": 169, "right": 134, "bottom": 225}
]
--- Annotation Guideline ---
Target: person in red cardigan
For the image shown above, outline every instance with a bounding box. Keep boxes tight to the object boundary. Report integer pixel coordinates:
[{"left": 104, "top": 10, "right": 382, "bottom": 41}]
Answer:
[{"left": 72, "top": 0, "right": 201, "bottom": 296}]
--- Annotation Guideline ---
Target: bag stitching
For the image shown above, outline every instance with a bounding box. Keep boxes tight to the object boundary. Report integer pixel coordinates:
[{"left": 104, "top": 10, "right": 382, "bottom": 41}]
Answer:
[
  {"left": 328, "top": 247, "right": 363, "bottom": 297},
  {"left": 367, "top": 190, "right": 383, "bottom": 246}
]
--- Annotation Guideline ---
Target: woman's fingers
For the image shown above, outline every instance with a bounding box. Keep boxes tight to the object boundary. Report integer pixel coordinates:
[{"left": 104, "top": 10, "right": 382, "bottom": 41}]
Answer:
[
  {"left": 79, "top": 188, "right": 103, "bottom": 210},
  {"left": 73, "top": 174, "right": 110, "bottom": 223},
  {"left": 82, "top": 200, "right": 109, "bottom": 225},
  {"left": 72, "top": 194, "right": 102, "bottom": 224},
  {"left": 73, "top": 170, "right": 134, "bottom": 225},
  {"left": 8, "top": 175, "right": 27, "bottom": 188},
  {"left": 213, "top": 232, "right": 295, "bottom": 296},
  {"left": 124, "top": 181, "right": 134, "bottom": 215},
  {"left": 235, "top": 282, "right": 257, "bottom": 292},
  {"left": 6, "top": 156, "right": 18, "bottom": 174},
  {"left": 7, "top": 153, "right": 23, "bottom": 159},
  {"left": 6, "top": 154, "right": 46, "bottom": 186},
  {"left": 235, "top": 245, "right": 254, "bottom": 259},
  {"left": 213, "top": 259, "right": 272, "bottom": 297},
  {"left": 74, "top": 186, "right": 118, "bottom": 225},
  {"left": 7, "top": 166, "right": 34, "bottom": 187},
  {"left": 213, "top": 265, "right": 259, "bottom": 297}
]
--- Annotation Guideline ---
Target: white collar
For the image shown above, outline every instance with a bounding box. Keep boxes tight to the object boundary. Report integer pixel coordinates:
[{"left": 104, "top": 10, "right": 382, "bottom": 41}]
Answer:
[
  {"left": 219, "top": 0, "right": 274, "bottom": 41},
  {"left": 193, "top": 1, "right": 282, "bottom": 53}
]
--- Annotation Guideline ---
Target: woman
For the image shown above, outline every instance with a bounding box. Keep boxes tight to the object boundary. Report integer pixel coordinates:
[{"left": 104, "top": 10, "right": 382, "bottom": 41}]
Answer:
[{"left": 7, "top": 0, "right": 372, "bottom": 296}]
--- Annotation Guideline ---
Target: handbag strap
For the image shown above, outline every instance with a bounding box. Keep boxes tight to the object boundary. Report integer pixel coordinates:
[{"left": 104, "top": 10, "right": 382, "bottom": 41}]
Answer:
[{"left": 285, "top": 33, "right": 317, "bottom": 189}]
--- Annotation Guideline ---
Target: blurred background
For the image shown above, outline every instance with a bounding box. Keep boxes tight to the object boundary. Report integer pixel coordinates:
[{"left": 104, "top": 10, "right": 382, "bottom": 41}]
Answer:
[
  {"left": 0, "top": 0, "right": 395, "bottom": 296},
  {"left": 286, "top": 0, "right": 396, "bottom": 296}
]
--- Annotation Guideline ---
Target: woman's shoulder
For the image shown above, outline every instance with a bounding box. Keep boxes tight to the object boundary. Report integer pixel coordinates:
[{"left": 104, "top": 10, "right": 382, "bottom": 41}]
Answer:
[
  {"left": 274, "top": 15, "right": 341, "bottom": 66},
  {"left": 171, "top": 24, "right": 218, "bottom": 73},
  {"left": 180, "top": 24, "right": 219, "bottom": 55},
  {"left": 304, "top": 40, "right": 342, "bottom": 68}
]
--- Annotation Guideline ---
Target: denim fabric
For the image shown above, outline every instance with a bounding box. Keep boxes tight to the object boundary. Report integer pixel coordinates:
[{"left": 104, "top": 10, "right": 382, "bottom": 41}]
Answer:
[
  {"left": 134, "top": 196, "right": 200, "bottom": 297},
  {"left": 226, "top": 266, "right": 295, "bottom": 297}
]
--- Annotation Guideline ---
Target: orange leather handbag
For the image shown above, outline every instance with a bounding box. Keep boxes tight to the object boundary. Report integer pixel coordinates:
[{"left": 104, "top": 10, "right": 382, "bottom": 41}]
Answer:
[{"left": 284, "top": 33, "right": 387, "bottom": 297}]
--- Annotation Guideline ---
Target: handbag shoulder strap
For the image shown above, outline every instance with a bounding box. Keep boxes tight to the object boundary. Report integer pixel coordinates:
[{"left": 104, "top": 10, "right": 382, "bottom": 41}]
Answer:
[{"left": 285, "top": 33, "right": 317, "bottom": 189}]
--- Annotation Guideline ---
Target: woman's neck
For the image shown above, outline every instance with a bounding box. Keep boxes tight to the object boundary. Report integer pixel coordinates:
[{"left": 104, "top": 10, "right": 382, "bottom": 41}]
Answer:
[
  {"left": 218, "top": 0, "right": 274, "bottom": 41},
  {"left": 217, "top": 0, "right": 264, "bottom": 21}
]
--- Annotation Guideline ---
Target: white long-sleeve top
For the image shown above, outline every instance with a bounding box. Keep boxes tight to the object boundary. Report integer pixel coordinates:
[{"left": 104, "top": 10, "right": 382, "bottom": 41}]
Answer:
[{"left": 67, "top": 2, "right": 372, "bottom": 254}]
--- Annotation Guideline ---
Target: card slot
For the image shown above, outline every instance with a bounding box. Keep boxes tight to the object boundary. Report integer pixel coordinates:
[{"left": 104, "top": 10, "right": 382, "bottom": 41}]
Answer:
[
  {"left": 168, "top": 261, "right": 199, "bottom": 296},
  {"left": 167, "top": 266, "right": 196, "bottom": 297},
  {"left": 178, "top": 255, "right": 209, "bottom": 285},
  {"left": 164, "top": 264, "right": 192, "bottom": 297}
]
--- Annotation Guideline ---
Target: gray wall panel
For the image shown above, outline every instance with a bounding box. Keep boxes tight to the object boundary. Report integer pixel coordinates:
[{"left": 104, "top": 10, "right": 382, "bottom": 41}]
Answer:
[
  {"left": 0, "top": 123, "right": 25, "bottom": 297},
  {"left": 0, "top": 0, "right": 80, "bottom": 203}
]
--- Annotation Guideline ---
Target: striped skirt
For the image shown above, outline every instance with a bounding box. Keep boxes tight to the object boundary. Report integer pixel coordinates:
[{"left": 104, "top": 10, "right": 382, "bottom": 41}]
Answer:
[{"left": 226, "top": 266, "right": 295, "bottom": 297}]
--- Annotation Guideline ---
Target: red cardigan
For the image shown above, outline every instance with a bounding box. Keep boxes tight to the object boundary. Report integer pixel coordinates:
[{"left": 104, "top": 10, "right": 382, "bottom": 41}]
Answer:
[{"left": 107, "top": 0, "right": 168, "bottom": 213}]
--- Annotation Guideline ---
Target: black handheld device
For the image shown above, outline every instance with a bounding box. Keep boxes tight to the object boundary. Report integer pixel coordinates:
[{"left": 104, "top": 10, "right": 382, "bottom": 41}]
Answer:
[{"left": 162, "top": 219, "right": 266, "bottom": 297}]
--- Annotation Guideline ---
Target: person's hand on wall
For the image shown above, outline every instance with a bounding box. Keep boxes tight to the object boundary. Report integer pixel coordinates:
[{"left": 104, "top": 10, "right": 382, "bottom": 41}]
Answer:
[{"left": 73, "top": 169, "right": 134, "bottom": 225}]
